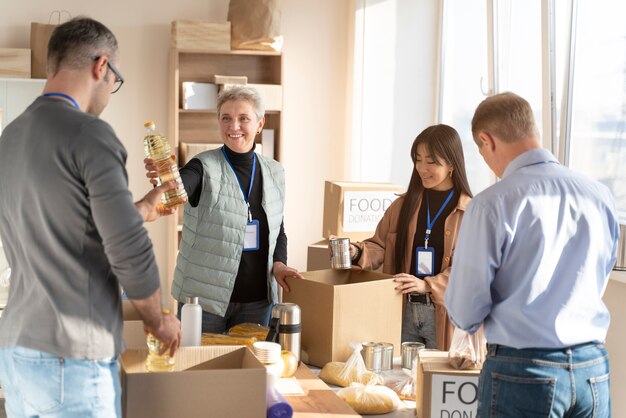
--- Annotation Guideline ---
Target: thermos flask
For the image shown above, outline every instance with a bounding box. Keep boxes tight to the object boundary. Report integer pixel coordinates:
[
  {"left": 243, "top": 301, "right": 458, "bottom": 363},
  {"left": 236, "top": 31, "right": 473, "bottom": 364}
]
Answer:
[{"left": 266, "top": 303, "right": 301, "bottom": 363}]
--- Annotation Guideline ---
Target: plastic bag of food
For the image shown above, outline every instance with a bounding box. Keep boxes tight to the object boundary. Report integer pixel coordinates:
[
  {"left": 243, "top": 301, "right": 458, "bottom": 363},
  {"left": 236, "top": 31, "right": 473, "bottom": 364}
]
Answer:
[
  {"left": 319, "top": 343, "right": 384, "bottom": 387},
  {"left": 200, "top": 332, "right": 257, "bottom": 349},
  {"left": 385, "top": 359, "right": 417, "bottom": 401},
  {"left": 448, "top": 326, "right": 486, "bottom": 370},
  {"left": 337, "top": 383, "right": 402, "bottom": 415},
  {"left": 227, "top": 322, "right": 269, "bottom": 340}
]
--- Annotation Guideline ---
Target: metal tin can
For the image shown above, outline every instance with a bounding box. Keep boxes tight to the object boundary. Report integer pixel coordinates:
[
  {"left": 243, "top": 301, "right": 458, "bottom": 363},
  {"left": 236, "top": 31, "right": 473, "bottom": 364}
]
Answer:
[
  {"left": 329, "top": 238, "right": 351, "bottom": 270},
  {"left": 361, "top": 342, "right": 382, "bottom": 373},
  {"left": 380, "top": 342, "right": 394, "bottom": 371},
  {"left": 401, "top": 341, "right": 425, "bottom": 369}
]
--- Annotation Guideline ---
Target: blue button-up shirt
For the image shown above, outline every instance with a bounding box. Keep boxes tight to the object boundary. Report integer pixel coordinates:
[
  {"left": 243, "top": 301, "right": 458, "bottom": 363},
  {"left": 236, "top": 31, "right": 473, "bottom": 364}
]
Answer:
[{"left": 445, "top": 148, "right": 619, "bottom": 349}]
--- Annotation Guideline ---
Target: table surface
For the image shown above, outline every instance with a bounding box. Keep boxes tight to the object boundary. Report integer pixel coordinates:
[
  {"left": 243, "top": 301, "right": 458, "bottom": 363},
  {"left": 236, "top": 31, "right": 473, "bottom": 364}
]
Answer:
[{"left": 283, "top": 360, "right": 417, "bottom": 418}]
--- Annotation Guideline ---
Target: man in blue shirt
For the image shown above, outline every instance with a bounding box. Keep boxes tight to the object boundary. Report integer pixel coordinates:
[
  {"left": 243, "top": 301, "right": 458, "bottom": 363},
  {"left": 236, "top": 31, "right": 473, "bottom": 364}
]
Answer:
[{"left": 445, "top": 92, "right": 619, "bottom": 417}]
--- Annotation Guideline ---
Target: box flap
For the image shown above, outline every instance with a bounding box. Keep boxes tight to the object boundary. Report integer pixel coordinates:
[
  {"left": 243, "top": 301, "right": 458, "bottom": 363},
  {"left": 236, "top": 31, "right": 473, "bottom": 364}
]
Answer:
[
  {"left": 120, "top": 346, "right": 259, "bottom": 373},
  {"left": 123, "top": 320, "right": 147, "bottom": 350},
  {"left": 300, "top": 269, "right": 392, "bottom": 286}
]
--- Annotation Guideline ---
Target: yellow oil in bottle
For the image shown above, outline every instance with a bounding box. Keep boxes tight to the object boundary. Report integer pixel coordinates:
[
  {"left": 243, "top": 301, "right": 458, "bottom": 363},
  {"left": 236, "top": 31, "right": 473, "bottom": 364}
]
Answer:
[
  {"left": 143, "top": 122, "right": 188, "bottom": 210},
  {"left": 145, "top": 332, "right": 175, "bottom": 372}
]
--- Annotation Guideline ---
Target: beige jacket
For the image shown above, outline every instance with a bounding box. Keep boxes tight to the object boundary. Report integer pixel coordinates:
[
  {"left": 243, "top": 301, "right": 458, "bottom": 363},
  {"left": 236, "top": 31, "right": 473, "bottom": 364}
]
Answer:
[{"left": 354, "top": 191, "right": 471, "bottom": 350}]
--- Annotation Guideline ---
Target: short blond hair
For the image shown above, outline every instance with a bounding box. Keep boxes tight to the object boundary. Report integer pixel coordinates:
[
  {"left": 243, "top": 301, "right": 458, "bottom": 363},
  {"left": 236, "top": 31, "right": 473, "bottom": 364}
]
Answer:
[{"left": 471, "top": 92, "right": 538, "bottom": 144}]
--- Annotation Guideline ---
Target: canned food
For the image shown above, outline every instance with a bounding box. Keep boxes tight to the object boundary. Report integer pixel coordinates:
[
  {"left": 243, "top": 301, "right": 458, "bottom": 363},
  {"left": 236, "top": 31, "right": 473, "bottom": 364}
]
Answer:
[
  {"left": 380, "top": 342, "right": 394, "bottom": 371},
  {"left": 329, "top": 238, "right": 351, "bottom": 270},
  {"left": 361, "top": 342, "right": 382, "bottom": 373},
  {"left": 401, "top": 341, "right": 425, "bottom": 369}
]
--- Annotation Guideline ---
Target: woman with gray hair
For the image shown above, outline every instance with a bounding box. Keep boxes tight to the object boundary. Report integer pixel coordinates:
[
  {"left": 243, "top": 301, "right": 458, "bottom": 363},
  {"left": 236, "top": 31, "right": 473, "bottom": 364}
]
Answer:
[{"left": 146, "top": 85, "right": 303, "bottom": 333}]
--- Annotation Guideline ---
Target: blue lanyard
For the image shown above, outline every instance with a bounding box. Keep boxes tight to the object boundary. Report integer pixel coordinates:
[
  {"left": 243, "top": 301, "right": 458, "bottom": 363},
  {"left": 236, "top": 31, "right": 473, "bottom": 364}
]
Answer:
[
  {"left": 424, "top": 190, "right": 454, "bottom": 248},
  {"left": 43, "top": 93, "right": 79, "bottom": 109},
  {"left": 221, "top": 146, "right": 256, "bottom": 221}
]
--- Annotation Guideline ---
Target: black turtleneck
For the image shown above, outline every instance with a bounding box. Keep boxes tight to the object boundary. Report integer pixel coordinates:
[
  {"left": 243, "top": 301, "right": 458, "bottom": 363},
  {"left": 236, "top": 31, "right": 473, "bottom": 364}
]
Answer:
[
  {"left": 410, "top": 188, "right": 459, "bottom": 277},
  {"left": 179, "top": 145, "right": 288, "bottom": 303}
]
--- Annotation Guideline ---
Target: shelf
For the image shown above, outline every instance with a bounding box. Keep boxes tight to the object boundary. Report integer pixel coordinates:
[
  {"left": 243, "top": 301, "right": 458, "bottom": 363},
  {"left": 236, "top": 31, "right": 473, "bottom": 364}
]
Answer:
[{"left": 176, "top": 49, "right": 282, "bottom": 57}]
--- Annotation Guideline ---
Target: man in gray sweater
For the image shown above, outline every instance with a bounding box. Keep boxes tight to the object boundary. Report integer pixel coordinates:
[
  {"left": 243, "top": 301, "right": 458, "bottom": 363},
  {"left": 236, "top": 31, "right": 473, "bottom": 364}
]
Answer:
[{"left": 0, "top": 17, "right": 180, "bottom": 417}]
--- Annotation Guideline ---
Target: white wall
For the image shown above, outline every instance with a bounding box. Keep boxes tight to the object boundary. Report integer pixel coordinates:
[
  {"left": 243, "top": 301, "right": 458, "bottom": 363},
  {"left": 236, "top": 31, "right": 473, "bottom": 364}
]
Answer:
[{"left": 604, "top": 273, "right": 626, "bottom": 417}]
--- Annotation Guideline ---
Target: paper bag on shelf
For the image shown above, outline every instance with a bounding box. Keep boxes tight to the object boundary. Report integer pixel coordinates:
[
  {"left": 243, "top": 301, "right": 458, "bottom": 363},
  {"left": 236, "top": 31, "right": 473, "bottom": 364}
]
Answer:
[
  {"left": 227, "top": 0, "right": 283, "bottom": 52},
  {"left": 30, "top": 10, "right": 71, "bottom": 79}
]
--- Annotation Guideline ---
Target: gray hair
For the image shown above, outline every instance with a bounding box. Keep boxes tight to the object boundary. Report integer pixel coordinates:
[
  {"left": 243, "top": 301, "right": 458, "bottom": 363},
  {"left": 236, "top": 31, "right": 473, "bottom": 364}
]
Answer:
[
  {"left": 471, "top": 92, "right": 539, "bottom": 144},
  {"left": 217, "top": 85, "right": 265, "bottom": 120},
  {"left": 47, "top": 17, "right": 118, "bottom": 76}
]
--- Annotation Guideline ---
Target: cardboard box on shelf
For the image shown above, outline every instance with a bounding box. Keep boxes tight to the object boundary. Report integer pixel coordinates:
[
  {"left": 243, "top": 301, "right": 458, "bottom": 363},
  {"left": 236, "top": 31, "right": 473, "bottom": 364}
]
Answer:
[
  {"left": 221, "top": 83, "right": 282, "bottom": 111},
  {"left": 0, "top": 48, "right": 31, "bottom": 78},
  {"left": 283, "top": 269, "right": 401, "bottom": 368},
  {"left": 121, "top": 346, "right": 266, "bottom": 418},
  {"left": 323, "top": 181, "right": 404, "bottom": 242},
  {"left": 181, "top": 82, "right": 218, "bottom": 110},
  {"left": 171, "top": 20, "right": 231, "bottom": 51},
  {"left": 415, "top": 351, "right": 480, "bottom": 418},
  {"left": 212, "top": 74, "right": 247, "bottom": 85},
  {"left": 307, "top": 240, "right": 330, "bottom": 271}
]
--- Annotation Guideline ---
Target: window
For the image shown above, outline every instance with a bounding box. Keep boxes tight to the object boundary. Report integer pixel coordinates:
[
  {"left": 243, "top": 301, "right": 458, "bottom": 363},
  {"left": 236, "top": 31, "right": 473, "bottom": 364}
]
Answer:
[{"left": 568, "top": 0, "right": 626, "bottom": 215}]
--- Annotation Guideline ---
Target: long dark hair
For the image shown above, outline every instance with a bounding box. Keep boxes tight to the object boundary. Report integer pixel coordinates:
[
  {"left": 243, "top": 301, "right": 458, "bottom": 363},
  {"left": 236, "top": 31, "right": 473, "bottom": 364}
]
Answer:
[{"left": 394, "top": 124, "right": 473, "bottom": 273}]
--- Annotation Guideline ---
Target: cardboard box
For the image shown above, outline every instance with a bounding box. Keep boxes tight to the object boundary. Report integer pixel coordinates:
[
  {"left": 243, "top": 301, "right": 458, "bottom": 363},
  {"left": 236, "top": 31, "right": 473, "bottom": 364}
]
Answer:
[
  {"left": 220, "top": 83, "right": 282, "bottom": 111},
  {"left": 121, "top": 346, "right": 266, "bottom": 418},
  {"left": 123, "top": 320, "right": 148, "bottom": 350},
  {"left": 416, "top": 351, "right": 481, "bottom": 418},
  {"left": 307, "top": 240, "right": 331, "bottom": 271},
  {"left": 0, "top": 48, "right": 31, "bottom": 78},
  {"left": 322, "top": 181, "right": 404, "bottom": 241},
  {"left": 212, "top": 74, "right": 247, "bottom": 85},
  {"left": 182, "top": 82, "right": 219, "bottom": 110},
  {"left": 283, "top": 269, "right": 402, "bottom": 367},
  {"left": 171, "top": 20, "right": 231, "bottom": 51}
]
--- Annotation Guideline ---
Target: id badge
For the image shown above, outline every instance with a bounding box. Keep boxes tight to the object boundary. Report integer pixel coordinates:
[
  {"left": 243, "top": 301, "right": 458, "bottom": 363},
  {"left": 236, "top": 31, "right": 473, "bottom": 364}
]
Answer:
[
  {"left": 415, "top": 247, "right": 435, "bottom": 277},
  {"left": 243, "top": 219, "right": 260, "bottom": 251}
]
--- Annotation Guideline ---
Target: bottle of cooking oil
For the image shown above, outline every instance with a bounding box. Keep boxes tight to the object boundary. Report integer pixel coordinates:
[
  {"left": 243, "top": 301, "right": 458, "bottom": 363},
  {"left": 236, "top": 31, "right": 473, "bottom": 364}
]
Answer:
[
  {"left": 145, "top": 308, "right": 176, "bottom": 372},
  {"left": 143, "top": 121, "right": 188, "bottom": 209}
]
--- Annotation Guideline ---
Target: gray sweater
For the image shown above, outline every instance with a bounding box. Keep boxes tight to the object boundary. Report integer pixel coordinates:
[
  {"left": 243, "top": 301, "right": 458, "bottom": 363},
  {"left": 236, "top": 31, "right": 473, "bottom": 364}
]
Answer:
[{"left": 0, "top": 96, "right": 160, "bottom": 359}]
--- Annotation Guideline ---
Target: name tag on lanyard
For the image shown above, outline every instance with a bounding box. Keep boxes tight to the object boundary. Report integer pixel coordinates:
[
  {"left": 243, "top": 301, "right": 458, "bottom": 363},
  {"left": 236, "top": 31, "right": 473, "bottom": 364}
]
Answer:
[
  {"left": 222, "top": 146, "right": 260, "bottom": 252},
  {"left": 415, "top": 246, "right": 434, "bottom": 276},
  {"left": 415, "top": 190, "right": 454, "bottom": 277},
  {"left": 244, "top": 219, "right": 260, "bottom": 251}
]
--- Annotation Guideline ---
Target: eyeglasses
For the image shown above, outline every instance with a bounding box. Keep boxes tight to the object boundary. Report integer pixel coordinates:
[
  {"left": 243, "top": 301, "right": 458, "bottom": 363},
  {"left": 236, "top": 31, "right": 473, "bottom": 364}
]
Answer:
[{"left": 92, "top": 56, "right": 124, "bottom": 94}]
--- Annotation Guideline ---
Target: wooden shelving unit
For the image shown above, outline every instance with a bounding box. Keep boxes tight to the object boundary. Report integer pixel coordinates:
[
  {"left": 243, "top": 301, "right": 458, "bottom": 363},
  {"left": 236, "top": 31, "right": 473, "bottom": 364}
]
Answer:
[{"left": 165, "top": 49, "right": 283, "bottom": 304}]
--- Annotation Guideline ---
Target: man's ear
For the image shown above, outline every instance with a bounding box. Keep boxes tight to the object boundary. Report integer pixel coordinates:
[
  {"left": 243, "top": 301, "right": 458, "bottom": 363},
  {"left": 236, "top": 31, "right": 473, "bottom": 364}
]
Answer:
[
  {"left": 92, "top": 56, "right": 107, "bottom": 81},
  {"left": 478, "top": 131, "right": 496, "bottom": 151}
]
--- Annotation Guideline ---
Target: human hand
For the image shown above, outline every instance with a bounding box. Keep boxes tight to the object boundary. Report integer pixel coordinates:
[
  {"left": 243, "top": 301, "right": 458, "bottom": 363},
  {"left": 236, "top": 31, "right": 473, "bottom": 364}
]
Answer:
[
  {"left": 135, "top": 182, "right": 178, "bottom": 222},
  {"left": 273, "top": 261, "right": 304, "bottom": 292},
  {"left": 393, "top": 273, "right": 428, "bottom": 294},
  {"left": 144, "top": 155, "right": 177, "bottom": 186},
  {"left": 145, "top": 310, "right": 181, "bottom": 357},
  {"left": 328, "top": 235, "right": 358, "bottom": 260}
]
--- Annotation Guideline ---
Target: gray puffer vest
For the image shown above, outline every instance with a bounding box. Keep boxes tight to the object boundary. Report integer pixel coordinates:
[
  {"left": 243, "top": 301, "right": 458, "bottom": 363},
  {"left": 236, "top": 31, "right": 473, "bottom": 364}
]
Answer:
[{"left": 171, "top": 148, "right": 285, "bottom": 316}]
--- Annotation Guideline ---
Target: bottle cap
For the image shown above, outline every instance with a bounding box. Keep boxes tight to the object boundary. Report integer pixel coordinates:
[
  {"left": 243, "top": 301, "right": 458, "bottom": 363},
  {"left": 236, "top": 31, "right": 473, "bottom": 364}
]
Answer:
[
  {"left": 144, "top": 121, "right": 155, "bottom": 129},
  {"left": 185, "top": 296, "right": 199, "bottom": 304}
]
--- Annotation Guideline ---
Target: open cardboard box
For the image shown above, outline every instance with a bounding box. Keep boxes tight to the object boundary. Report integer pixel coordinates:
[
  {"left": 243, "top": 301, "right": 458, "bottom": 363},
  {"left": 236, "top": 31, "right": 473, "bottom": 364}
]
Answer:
[
  {"left": 415, "top": 350, "right": 481, "bottom": 418},
  {"left": 284, "top": 269, "right": 402, "bottom": 367},
  {"left": 121, "top": 346, "right": 267, "bottom": 418}
]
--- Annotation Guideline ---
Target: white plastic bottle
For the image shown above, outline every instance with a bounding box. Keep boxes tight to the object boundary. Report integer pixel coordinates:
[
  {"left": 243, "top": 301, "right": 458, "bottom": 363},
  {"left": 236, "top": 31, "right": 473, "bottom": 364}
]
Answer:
[{"left": 180, "top": 296, "right": 202, "bottom": 346}]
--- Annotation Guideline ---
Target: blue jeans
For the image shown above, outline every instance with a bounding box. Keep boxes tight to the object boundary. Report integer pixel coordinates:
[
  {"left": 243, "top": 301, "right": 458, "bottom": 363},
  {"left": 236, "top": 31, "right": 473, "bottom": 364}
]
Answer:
[
  {"left": 478, "top": 343, "right": 610, "bottom": 418},
  {"left": 0, "top": 346, "right": 121, "bottom": 418},
  {"left": 401, "top": 297, "right": 436, "bottom": 348},
  {"left": 178, "top": 299, "right": 273, "bottom": 334}
]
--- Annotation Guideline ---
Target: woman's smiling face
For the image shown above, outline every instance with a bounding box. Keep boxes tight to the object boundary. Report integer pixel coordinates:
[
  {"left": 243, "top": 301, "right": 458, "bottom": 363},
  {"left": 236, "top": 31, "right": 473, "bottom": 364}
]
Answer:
[{"left": 219, "top": 99, "right": 264, "bottom": 153}]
